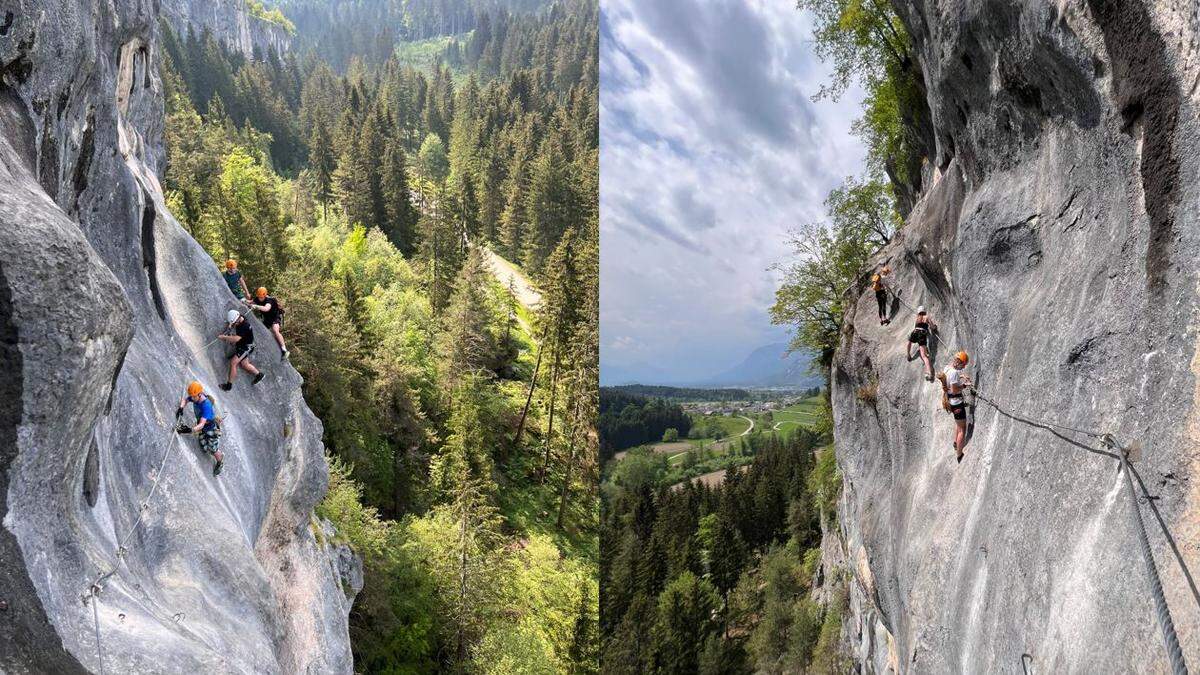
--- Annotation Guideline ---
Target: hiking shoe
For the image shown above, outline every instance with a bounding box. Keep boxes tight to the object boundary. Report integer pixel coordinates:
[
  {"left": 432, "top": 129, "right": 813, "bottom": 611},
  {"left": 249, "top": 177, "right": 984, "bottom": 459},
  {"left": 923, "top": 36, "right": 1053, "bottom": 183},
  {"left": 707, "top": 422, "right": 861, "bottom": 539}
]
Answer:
[
  {"left": 213, "top": 460, "right": 223, "bottom": 476},
  {"left": 219, "top": 382, "right": 233, "bottom": 391},
  {"left": 252, "top": 372, "right": 265, "bottom": 385},
  {"left": 281, "top": 349, "right": 290, "bottom": 361}
]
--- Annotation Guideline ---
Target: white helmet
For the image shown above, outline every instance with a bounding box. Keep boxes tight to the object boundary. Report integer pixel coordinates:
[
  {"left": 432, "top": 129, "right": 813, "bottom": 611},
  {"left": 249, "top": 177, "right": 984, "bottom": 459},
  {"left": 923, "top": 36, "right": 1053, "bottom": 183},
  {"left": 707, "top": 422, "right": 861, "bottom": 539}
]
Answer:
[
  {"left": 917, "top": 305, "right": 926, "bottom": 313},
  {"left": 227, "top": 309, "right": 241, "bottom": 324}
]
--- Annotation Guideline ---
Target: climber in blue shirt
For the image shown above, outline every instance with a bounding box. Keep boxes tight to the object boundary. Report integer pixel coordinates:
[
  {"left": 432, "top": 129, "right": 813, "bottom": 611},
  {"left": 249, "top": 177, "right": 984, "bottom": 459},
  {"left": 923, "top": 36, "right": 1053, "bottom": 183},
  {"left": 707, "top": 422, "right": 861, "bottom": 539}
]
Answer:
[{"left": 176, "top": 380, "right": 223, "bottom": 476}]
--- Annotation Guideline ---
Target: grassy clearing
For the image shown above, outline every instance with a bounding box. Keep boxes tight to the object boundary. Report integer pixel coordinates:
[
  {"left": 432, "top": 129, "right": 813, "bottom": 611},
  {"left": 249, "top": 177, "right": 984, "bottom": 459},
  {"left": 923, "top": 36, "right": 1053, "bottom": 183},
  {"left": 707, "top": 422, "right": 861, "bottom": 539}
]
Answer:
[
  {"left": 697, "top": 414, "right": 752, "bottom": 438},
  {"left": 393, "top": 32, "right": 474, "bottom": 79}
]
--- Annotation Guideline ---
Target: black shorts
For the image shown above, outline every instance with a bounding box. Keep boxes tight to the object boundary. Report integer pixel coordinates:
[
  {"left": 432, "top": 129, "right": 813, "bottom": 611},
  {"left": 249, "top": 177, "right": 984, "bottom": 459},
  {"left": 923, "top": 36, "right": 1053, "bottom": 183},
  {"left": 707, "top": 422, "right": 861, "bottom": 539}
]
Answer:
[
  {"left": 949, "top": 401, "right": 967, "bottom": 420},
  {"left": 909, "top": 329, "right": 928, "bottom": 346},
  {"left": 265, "top": 317, "right": 283, "bottom": 330},
  {"left": 234, "top": 342, "right": 256, "bottom": 360}
]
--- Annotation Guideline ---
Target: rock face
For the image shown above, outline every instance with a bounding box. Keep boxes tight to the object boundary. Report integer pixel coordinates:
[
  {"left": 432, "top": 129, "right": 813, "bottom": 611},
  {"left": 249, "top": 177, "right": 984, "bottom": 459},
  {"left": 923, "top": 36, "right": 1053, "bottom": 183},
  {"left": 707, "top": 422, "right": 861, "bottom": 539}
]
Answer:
[
  {"left": 0, "top": 2, "right": 357, "bottom": 673},
  {"left": 831, "top": 1, "right": 1200, "bottom": 671},
  {"left": 161, "top": 0, "right": 292, "bottom": 58}
]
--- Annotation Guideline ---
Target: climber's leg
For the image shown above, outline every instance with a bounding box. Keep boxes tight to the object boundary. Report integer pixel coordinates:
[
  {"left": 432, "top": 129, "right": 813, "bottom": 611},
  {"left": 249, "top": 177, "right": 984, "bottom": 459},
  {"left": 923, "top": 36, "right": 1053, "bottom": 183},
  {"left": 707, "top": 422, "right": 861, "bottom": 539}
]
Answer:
[
  {"left": 269, "top": 321, "right": 289, "bottom": 359},
  {"left": 920, "top": 346, "right": 933, "bottom": 380},
  {"left": 952, "top": 403, "right": 967, "bottom": 462},
  {"left": 199, "top": 429, "right": 223, "bottom": 476}
]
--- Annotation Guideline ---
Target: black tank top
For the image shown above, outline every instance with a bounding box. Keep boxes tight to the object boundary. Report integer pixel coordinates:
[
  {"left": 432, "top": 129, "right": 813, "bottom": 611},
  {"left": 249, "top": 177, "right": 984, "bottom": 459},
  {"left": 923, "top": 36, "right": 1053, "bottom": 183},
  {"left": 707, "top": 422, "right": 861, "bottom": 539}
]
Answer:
[{"left": 915, "top": 314, "right": 928, "bottom": 330}]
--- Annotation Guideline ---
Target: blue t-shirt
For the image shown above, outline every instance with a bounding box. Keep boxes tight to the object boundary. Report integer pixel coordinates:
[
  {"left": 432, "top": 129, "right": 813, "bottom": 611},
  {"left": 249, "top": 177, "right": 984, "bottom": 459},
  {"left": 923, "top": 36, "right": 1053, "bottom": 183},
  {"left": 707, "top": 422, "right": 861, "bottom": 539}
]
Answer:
[
  {"left": 223, "top": 270, "right": 244, "bottom": 298},
  {"left": 192, "top": 396, "right": 217, "bottom": 431}
]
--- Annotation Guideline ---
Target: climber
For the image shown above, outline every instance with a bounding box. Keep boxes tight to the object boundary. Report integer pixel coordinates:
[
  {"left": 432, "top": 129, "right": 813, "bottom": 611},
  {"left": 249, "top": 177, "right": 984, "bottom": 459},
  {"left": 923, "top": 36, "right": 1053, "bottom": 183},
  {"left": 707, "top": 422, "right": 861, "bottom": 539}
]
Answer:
[
  {"left": 937, "top": 351, "right": 972, "bottom": 463},
  {"left": 176, "top": 381, "right": 223, "bottom": 476},
  {"left": 216, "top": 309, "right": 264, "bottom": 391},
  {"left": 906, "top": 305, "right": 937, "bottom": 381},
  {"left": 872, "top": 266, "right": 892, "bottom": 325},
  {"left": 222, "top": 259, "right": 252, "bottom": 305},
  {"left": 249, "top": 286, "right": 289, "bottom": 360}
]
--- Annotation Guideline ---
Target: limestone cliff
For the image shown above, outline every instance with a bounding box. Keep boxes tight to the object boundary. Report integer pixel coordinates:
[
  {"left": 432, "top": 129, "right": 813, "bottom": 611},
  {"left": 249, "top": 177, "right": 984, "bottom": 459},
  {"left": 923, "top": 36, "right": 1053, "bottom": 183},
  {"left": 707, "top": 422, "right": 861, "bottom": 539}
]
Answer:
[
  {"left": 831, "top": 0, "right": 1200, "bottom": 671},
  {"left": 0, "top": 1, "right": 357, "bottom": 673},
  {"left": 161, "top": 0, "right": 292, "bottom": 58}
]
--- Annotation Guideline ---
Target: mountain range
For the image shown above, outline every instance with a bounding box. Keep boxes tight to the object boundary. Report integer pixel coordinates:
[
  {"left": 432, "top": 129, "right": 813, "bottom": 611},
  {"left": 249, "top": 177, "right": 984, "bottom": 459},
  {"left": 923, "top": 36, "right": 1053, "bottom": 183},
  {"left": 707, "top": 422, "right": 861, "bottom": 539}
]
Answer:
[{"left": 601, "top": 342, "right": 821, "bottom": 388}]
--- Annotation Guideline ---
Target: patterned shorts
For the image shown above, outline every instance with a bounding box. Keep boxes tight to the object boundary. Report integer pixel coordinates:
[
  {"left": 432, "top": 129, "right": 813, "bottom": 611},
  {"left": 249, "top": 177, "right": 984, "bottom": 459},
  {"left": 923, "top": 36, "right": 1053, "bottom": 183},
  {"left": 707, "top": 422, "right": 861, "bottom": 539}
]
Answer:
[{"left": 198, "top": 427, "right": 220, "bottom": 455}]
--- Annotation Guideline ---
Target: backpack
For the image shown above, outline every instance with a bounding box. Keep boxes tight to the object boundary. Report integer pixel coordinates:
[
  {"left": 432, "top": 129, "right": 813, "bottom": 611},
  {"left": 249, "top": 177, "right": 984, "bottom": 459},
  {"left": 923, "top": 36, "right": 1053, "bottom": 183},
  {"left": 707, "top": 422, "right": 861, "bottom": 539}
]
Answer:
[
  {"left": 207, "top": 394, "right": 225, "bottom": 434},
  {"left": 936, "top": 372, "right": 951, "bottom": 412}
]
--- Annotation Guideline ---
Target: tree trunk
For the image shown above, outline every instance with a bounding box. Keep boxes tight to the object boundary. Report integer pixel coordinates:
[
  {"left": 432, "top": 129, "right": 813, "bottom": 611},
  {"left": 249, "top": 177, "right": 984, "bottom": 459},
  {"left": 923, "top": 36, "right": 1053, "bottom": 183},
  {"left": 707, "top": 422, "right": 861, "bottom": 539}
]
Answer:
[
  {"left": 556, "top": 395, "right": 583, "bottom": 529},
  {"left": 456, "top": 505, "right": 469, "bottom": 666},
  {"left": 539, "top": 348, "right": 561, "bottom": 484},
  {"left": 513, "top": 335, "right": 543, "bottom": 447}
]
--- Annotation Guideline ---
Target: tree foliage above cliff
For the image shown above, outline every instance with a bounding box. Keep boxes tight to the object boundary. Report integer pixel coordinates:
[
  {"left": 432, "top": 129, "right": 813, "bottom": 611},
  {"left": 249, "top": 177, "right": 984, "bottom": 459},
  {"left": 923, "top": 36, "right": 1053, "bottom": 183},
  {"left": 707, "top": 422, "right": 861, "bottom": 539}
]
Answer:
[
  {"left": 798, "top": 0, "right": 929, "bottom": 203},
  {"left": 770, "top": 174, "right": 895, "bottom": 373}
]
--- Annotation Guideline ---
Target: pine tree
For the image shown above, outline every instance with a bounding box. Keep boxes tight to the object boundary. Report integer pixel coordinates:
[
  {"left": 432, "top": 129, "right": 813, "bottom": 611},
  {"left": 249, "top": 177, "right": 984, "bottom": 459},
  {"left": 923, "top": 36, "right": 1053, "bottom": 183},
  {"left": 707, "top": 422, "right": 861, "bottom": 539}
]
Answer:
[
  {"left": 358, "top": 106, "right": 388, "bottom": 228},
  {"left": 523, "top": 131, "right": 578, "bottom": 273},
  {"left": 446, "top": 111, "right": 481, "bottom": 244},
  {"left": 652, "top": 572, "right": 719, "bottom": 674},
  {"left": 569, "top": 586, "right": 600, "bottom": 674},
  {"left": 429, "top": 383, "right": 494, "bottom": 501},
  {"left": 437, "top": 248, "right": 495, "bottom": 388},
  {"left": 309, "top": 116, "right": 336, "bottom": 218},
  {"left": 555, "top": 318, "right": 598, "bottom": 529},
  {"left": 334, "top": 131, "right": 369, "bottom": 227},
  {"left": 498, "top": 117, "right": 536, "bottom": 259},
  {"left": 417, "top": 188, "right": 463, "bottom": 314},
  {"left": 381, "top": 140, "right": 420, "bottom": 255}
]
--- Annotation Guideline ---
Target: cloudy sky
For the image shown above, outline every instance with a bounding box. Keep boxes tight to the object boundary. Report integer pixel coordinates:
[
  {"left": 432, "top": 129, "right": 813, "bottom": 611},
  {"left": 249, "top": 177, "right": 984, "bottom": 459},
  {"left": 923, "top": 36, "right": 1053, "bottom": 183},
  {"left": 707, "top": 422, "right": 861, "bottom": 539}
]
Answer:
[{"left": 600, "top": 0, "right": 868, "bottom": 384}]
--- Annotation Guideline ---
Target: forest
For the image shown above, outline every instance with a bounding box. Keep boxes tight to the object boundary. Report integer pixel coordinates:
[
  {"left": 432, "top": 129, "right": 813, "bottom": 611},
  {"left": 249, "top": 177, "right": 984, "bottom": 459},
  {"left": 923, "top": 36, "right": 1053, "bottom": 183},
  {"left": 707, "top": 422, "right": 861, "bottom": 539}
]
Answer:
[
  {"left": 599, "top": 429, "right": 847, "bottom": 673},
  {"left": 158, "top": 0, "right": 598, "bottom": 671},
  {"left": 604, "top": 385, "right": 753, "bottom": 402},
  {"left": 598, "top": 389, "right": 691, "bottom": 461}
]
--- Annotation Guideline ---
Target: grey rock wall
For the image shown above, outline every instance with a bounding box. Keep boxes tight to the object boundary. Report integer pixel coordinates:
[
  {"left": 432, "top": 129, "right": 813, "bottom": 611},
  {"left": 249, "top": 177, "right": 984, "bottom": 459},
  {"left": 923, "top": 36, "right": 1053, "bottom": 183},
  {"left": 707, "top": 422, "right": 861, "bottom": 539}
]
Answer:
[
  {"left": 0, "top": 1, "right": 355, "bottom": 672},
  {"left": 831, "top": 1, "right": 1200, "bottom": 671},
  {"left": 161, "top": 0, "right": 292, "bottom": 58}
]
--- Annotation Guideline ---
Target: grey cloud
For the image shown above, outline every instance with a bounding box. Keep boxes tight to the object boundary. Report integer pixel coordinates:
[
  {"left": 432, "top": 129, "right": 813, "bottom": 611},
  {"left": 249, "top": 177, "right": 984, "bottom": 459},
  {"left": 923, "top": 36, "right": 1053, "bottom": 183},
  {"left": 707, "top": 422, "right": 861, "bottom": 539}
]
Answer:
[
  {"left": 672, "top": 186, "right": 717, "bottom": 231},
  {"left": 600, "top": 0, "right": 867, "bottom": 381},
  {"left": 627, "top": 0, "right": 817, "bottom": 147}
]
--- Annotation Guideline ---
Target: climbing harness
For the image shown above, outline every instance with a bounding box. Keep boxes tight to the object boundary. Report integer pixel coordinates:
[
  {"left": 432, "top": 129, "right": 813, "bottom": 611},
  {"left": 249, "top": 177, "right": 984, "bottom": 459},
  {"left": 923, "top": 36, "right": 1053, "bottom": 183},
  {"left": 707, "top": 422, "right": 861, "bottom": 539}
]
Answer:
[{"left": 866, "top": 276, "right": 1190, "bottom": 671}]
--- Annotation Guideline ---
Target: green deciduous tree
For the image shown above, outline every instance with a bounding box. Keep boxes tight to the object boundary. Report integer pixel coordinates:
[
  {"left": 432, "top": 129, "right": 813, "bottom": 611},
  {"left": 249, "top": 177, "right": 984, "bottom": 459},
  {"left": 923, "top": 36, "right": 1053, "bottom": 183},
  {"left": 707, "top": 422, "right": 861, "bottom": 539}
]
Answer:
[{"left": 418, "top": 132, "right": 450, "bottom": 184}]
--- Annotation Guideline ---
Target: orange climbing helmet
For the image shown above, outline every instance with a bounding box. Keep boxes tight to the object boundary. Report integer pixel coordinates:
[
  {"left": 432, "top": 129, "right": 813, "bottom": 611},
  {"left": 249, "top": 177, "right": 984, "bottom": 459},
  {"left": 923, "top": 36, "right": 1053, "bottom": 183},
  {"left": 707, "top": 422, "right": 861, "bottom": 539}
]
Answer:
[
  {"left": 255, "top": 287, "right": 267, "bottom": 300},
  {"left": 187, "top": 381, "right": 204, "bottom": 397},
  {"left": 955, "top": 350, "right": 970, "bottom": 366},
  {"left": 225, "top": 259, "right": 237, "bottom": 270}
]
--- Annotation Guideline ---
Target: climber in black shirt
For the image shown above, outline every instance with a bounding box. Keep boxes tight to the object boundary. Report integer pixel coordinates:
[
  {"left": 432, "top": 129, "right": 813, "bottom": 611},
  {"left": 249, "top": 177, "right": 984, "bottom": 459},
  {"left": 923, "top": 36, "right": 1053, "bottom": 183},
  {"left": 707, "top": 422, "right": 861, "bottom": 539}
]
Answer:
[
  {"left": 906, "top": 305, "right": 937, "bottom": 382},
  {"left": 250, "top": 286, "right": 289, "bottom": 361},
  {"left": 217, "top": 309, "right": 264, "bottom": 390}
]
